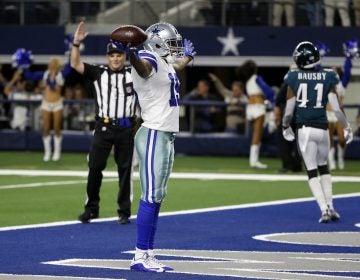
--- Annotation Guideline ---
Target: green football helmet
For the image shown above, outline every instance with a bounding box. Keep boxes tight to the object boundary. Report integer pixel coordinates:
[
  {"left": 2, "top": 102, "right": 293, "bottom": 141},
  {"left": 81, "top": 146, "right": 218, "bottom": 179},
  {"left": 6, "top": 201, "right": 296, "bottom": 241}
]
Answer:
[{"left": 293, "top": 41, "right": 321, "bottom": 69}]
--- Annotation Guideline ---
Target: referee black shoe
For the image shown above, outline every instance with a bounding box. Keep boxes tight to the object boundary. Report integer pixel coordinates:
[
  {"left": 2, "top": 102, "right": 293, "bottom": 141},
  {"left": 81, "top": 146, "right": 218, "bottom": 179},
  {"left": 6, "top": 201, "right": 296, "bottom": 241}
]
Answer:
[
  {"left": 78, "top": 210, "right": 99, "bottom": 223},
  {"left": 118, "top": 214, "right": 130, "bottom": 225}
]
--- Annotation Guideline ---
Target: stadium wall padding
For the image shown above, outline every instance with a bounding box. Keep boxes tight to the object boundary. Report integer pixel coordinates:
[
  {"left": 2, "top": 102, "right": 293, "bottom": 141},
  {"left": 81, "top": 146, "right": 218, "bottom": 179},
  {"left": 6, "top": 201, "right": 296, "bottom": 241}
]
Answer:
[{"left": 0, "top": 26, "right": 359, "bottom": 57}]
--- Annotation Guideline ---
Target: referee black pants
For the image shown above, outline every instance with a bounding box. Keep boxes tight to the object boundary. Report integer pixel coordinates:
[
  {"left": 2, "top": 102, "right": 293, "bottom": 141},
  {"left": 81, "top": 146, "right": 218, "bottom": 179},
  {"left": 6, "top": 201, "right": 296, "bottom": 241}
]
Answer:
[
  {"left": 84, "top": 121, "right": 134, "bottom": 218},
  {"left": 276, "top": 124, "right": 302, "bottom": 172}
]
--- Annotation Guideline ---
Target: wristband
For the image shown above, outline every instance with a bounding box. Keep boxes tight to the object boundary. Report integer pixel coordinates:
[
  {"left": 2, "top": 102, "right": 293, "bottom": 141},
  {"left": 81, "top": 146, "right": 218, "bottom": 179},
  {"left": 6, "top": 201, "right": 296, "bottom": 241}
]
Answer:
[{"left": 72, "top": 43, "right": 80, "bottom": 48}]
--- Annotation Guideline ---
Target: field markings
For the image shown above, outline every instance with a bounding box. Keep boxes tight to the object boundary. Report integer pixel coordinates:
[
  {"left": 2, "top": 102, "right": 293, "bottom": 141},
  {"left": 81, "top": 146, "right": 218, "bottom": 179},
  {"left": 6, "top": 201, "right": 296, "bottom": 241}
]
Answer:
[
  {"left": 0, "top": 192, "right": 359, "bottom": 232},
  {"left": 0, "top": 178, "right": 118, "bottom": 190},
  {"left": 1, "top": 169, "right": 360, "bottom": 182}
]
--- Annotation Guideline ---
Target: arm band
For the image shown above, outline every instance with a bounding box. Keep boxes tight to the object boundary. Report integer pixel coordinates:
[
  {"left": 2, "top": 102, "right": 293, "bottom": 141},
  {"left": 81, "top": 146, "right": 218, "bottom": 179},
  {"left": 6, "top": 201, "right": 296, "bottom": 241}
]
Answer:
[{"left": 72, "top": 43, "right": 80, "bottom": 48}]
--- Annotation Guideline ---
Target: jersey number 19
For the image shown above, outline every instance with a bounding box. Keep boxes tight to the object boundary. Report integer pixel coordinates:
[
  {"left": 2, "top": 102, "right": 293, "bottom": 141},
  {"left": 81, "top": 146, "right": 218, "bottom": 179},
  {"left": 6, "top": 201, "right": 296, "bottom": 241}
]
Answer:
[{"left": 168, "top": 73, "right": 180, "bottom": 107}]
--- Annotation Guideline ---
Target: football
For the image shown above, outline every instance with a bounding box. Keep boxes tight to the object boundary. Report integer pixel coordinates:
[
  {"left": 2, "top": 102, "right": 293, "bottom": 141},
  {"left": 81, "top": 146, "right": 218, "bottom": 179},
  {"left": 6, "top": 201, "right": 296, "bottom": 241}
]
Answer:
[{"left": 110, "top": 25, "right": 148, "bottom": 47}]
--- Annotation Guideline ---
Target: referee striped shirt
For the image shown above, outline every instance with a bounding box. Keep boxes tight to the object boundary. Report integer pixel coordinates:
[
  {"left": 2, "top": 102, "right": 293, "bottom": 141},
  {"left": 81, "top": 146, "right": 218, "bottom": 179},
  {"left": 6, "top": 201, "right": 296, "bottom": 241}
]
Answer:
[{"left": 83, "top": 63, "right": 137, "bottom": 120}]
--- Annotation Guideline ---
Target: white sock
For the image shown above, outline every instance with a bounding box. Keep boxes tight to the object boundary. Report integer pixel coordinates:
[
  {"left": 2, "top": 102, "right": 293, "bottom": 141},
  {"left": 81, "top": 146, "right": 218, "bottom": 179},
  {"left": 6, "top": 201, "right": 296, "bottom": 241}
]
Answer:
[
  {"left": 337, "top": 144, "right": 345, "bottom": 170},
  {"left": 147, "top": 249, "right": 155, "bottom": 257},
  {"left": 43, "top": 136, "right": 51, "bottom": 161},
  {"left": 135, "top": 247, "right": 147, "bottom": 259},
  {"left": 308, "top": 177, "right": 327, "bottom": 212},
  {"left": 250, "top": 144, "right": 259, "bottom": 166},
  {"left": 52, "top": 135, "right": 62, "bottom": 161},
  {"left": 328, "top": 147, "right": 336, "bottom": 170},
  {"left": 320, "top": 174, "right": 333, "bottom": 209}
]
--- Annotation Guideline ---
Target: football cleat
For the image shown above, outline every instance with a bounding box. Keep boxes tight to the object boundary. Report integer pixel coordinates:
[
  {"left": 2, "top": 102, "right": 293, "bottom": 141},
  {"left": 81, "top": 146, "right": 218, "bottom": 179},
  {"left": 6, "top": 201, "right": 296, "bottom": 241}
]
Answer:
[
  {"left": 319, "top": 209, "right": 331, "bottom": 223},
  {"left": 148, "top": 255, "right": 173, "bottom": 271},
  {"left": 130, "top": 252, "right": 165, "bottom": 273},
  {"left": 329, "top": 208, "right": 341, "bottom": 221}
]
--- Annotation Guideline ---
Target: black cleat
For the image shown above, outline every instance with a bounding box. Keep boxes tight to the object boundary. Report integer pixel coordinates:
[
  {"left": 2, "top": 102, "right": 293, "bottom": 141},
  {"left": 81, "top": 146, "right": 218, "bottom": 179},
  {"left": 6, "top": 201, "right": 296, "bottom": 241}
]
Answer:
[
  {"left": 78, "top": 210, "right": 99, "bottom": 223},
  {"left": 118, "top": 215, "right": 130, "bottom": 225}
]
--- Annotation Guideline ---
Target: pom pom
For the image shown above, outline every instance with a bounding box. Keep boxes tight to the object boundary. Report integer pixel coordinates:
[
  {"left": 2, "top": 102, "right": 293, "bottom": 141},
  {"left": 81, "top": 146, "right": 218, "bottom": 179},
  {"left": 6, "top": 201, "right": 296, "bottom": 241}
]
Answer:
[
  {"left": 315, "top": 42, "right": 330, "bottom": 57},
  {"left": 12, "top": 48, "right": 34, "bottom": 70},
  {"left": 343, "top": 39, "right": 359, "bottom": 58}
]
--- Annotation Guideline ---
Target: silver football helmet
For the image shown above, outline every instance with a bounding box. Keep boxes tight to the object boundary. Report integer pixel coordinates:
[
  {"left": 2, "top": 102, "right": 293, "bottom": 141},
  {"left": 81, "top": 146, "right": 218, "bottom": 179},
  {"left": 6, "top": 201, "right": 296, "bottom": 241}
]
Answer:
[{"left": 144, "top": 22, "right": 184, "bottom": 62}]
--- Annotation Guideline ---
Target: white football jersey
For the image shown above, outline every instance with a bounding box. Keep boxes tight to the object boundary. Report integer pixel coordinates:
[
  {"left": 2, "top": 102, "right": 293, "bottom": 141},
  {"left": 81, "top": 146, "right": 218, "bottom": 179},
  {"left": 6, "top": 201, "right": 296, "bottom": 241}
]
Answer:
[{"left": 131, "top": 50, "right": 180, "bottom": 132}]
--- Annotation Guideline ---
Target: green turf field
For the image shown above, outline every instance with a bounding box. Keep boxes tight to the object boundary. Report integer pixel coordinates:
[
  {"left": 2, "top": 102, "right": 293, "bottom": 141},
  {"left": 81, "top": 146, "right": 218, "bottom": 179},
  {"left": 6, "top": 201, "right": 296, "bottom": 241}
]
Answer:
[{"left": 0, "top": 151, "right": 359, "bottom": 227}]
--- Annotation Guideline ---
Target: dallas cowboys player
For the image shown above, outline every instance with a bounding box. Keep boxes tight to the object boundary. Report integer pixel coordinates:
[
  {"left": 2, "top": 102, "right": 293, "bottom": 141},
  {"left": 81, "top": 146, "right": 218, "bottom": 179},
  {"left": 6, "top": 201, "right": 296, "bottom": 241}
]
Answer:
[
  {"left": 282, "top": 41, "right": 353, "bottom": 223},
  {"left": 114, "top": 22, "right": 196, "bottom": 272}
]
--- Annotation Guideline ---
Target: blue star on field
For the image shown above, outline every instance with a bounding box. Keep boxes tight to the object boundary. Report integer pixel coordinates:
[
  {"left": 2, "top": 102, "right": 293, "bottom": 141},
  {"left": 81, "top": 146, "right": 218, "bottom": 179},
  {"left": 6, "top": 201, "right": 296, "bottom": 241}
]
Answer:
[{"left": 217, "top": 28, "right": 245, "bottom": 56}]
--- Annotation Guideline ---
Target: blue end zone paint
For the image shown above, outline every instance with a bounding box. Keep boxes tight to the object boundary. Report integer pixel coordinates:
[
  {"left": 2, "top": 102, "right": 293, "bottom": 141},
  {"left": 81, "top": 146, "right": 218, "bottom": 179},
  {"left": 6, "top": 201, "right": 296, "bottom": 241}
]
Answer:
[{"left": 0, "top": 197, "right": 359, "bottom": 280}]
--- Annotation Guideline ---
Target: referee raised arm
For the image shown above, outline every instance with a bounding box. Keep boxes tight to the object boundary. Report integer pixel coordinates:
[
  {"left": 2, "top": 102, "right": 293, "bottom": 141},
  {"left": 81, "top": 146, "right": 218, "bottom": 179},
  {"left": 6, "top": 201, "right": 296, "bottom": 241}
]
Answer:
[{"left": 71, "top": 21, "right": 137, "bottom": 224}]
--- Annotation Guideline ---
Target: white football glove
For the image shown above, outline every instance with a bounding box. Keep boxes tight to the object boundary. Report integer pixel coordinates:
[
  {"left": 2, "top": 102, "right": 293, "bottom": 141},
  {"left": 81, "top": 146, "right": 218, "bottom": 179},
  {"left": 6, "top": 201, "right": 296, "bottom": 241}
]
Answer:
[
  {"left": 282, "top": 126, "right": 295, "bottom": 141},
  {"left": 344, "top": 126, "right": 353, "bottom": 144}
]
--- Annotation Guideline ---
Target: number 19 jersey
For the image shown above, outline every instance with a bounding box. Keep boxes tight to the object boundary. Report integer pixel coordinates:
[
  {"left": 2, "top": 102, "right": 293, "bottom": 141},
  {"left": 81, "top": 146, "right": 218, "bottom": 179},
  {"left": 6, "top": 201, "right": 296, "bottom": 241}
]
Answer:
[
  {"left": 284, "top": 68, "right": 339, "bottom": 126},
  {"left": 131, "top": 50, "right": 180, "bottom": 132}
]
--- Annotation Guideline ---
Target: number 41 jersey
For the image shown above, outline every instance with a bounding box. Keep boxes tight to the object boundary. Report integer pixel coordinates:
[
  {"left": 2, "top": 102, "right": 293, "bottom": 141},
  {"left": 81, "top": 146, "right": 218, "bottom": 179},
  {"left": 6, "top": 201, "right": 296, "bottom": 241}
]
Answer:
[
  {"left": 284, "top": 68, "right": 339, "bottom": 126},
  {"left": 131, "top": 50, "right": 180, "bottom": 133}
]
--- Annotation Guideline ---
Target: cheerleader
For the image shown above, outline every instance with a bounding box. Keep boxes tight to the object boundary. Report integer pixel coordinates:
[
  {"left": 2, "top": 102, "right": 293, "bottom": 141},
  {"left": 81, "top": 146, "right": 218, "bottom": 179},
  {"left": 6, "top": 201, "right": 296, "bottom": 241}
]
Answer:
[
  {"left": 24, "top": 57, "right": 71, "bottom": 161},
  {"left": 237, "top": 60, "right": 275, "bottom": 169}
]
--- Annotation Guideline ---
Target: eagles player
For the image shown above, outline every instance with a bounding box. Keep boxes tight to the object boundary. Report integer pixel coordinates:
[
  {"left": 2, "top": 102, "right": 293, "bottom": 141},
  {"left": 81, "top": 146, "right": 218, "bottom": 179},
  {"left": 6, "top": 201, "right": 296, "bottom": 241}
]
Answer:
[
  {"left": 282, "top": 41, "right": 353, "bottom": 223},
  {"left": 116, "top": 22, "right": 196, "bottom": 272}
]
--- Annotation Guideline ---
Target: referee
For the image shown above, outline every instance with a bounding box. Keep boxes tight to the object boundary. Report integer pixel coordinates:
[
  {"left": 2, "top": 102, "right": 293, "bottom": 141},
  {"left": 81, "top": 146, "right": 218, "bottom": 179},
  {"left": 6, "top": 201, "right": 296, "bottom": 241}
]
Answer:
[{"left": 71, "top": 21, "right": 137, "bottom": 224}]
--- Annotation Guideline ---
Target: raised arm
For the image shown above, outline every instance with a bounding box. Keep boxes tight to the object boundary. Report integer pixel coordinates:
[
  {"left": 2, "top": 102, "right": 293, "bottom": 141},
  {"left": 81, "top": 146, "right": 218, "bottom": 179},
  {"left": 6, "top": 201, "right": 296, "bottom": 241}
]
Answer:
[
  {"left": 129, "top": 52, "right": 153, "bottom": 78},
  {"left": 4, "top": 70, "right": 22, "bottom": 96},
  {"left": 256, "top": 75, "right": 275, "bottom": 105},
  {"left": 208, "top": 73, "right": 232, "bottom": 99},
  {"left": 70, "top": 21, "right": 88, "bottom": 74},
  {"left": 341, "top": 56, "right": 352, "bottom": 88},
  {"left": 173, "top": 38, "right": 196, "bottom": 72}
]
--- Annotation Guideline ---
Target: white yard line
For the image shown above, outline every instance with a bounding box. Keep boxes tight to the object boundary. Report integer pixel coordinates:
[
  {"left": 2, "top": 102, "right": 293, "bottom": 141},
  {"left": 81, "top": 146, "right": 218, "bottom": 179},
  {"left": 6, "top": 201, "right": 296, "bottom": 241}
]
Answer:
[
  {"left": 0, "top": 192, "right": 359, "bottom": 232},
  {"left": 0, "top": 169, "right": 359, "bottom": 231},
  {"left": 1, "top": 169, "right": 360, "bottom": 182},
  {"left": 0, "top": 178, "right": 118, "bottom": 190}
]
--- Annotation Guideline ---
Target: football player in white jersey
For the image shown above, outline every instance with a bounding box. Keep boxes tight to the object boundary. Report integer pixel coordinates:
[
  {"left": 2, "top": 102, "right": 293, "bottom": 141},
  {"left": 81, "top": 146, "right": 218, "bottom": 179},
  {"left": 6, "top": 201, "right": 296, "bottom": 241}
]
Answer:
[{"left": 115, "top": 22, "right": 196, "bottom": 272}]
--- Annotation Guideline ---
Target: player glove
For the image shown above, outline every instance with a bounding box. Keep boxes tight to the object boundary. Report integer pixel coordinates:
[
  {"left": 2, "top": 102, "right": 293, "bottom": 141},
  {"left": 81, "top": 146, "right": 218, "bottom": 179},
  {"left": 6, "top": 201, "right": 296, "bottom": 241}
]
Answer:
[
  {"left": 344, "top": 126, "right": 353, "bottom": 144},
  {"left": 282, "top": 126, "right": 295, "bottom": 141},
  {"left": 184, "top": 38, "right": 197, "bottom": 59},
  {"left": 111, "top": 40, "right": 139, "bottom": 59}
]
